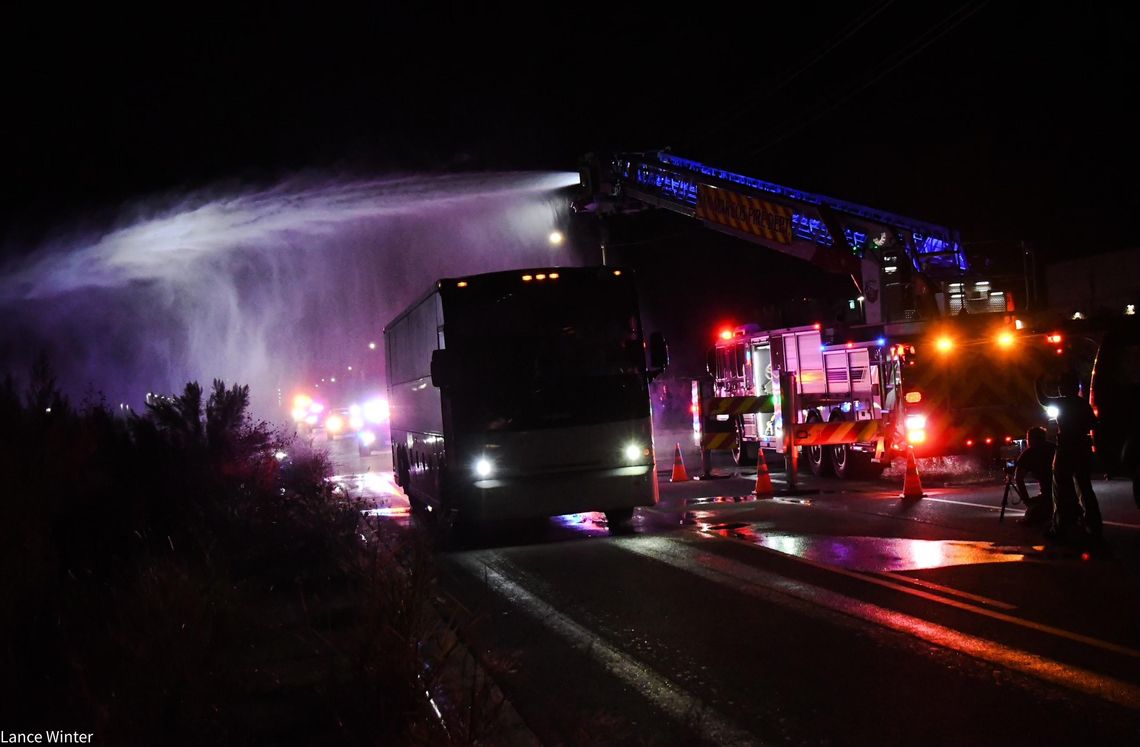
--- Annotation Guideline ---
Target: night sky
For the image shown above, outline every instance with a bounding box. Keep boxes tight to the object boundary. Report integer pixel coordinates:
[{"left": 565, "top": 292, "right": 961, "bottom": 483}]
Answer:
[
  {"left": 3, "top": 2, "right": 1137, "bottom": 253},
  {"left": 1, "top": 2, "right": 1138, "bottom": 393}
]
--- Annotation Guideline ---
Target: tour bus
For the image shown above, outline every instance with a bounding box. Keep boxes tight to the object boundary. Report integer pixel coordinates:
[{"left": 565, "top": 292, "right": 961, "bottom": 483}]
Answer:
[{"left": 384, "top": 266, "right": 668, "bottom": 527}]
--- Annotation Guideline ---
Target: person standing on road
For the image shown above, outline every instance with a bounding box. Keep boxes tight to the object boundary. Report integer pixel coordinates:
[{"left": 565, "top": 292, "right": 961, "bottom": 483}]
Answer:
[
  {"left": 1013, "top": 426, "right": 1055, "bottom": 525},
  {"left": 1037, "top": 371, "right": 1102, "bottom": 544}
]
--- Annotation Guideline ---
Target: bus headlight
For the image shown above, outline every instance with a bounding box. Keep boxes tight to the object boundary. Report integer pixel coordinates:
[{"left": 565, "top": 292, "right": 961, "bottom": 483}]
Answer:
[
  {"left": 1045, "top": 405, "right": 1059, "bottom": 420},
  {"left": 358, "top": 430, "right": 377, "bottom": 447},
  {"left": 623, "top": 443, "right": 648, "bottom": 463},
  {"left": 474, "top": 457, "right": 494, "bottom": 478}
]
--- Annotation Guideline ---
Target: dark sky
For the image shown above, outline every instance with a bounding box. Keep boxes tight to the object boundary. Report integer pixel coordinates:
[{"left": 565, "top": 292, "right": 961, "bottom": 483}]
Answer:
[{"left": 2, "top": 1, "right": 1138, "bottom": 253}]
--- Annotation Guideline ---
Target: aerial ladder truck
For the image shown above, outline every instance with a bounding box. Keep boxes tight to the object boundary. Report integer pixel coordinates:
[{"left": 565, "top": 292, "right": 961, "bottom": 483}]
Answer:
[{"left": 576, "top": 151, "right": 1057, "bottom": 477}]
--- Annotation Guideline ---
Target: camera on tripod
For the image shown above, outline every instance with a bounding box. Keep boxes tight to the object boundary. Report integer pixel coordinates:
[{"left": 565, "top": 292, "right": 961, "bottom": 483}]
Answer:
[{"left": 1000, "top": 459, "right": 1018, "bottom": 521}]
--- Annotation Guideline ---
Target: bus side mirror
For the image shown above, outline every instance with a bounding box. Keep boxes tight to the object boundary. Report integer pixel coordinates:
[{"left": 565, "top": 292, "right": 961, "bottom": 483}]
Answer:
[
  {"left": 706, "top": 348, "right": 716, "bottom": 377},
  {"left": 430, "top": 349, "right": 453, "bottom": 389},
  {"left": 648, "top": 332, "right": 669, "bottom": 374}
]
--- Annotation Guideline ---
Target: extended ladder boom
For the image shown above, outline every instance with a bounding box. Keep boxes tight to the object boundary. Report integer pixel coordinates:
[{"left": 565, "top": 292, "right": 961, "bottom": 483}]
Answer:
[{"left": 582, "top": 150, "right": 969, "bottom": 325}]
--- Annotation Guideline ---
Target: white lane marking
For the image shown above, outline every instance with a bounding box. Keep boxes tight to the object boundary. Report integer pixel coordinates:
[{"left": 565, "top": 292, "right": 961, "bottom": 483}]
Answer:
[
  {"left": 454, "top": 553, "right": 763, "bottom": 747},
  {"left": 616, "top": 535, "right": 1140, "bottom": 710},
  {"left": 872, "top": 570, "right": 1018, "bottom": 610},
  {"left": 924, "top": 496, "right": 1140, "bottom": 529}
]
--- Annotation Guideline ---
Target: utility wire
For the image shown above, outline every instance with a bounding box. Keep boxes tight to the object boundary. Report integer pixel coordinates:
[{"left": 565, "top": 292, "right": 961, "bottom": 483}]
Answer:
[
  {"left": 742, "top": 0, "right": 991, "bottom": 158},
  {"left": 680, "top": 0, "right": 897, "bottom": 149}
]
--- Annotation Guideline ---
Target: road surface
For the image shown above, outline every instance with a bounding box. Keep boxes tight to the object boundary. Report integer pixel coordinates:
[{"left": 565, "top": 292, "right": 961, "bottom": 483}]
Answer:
[{"left": 324, "top": 432, "right": 1140, "bottom": 745}]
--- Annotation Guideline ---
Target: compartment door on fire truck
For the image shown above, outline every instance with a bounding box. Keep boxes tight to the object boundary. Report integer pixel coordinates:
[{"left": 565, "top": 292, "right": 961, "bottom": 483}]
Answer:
[{"left": 780, "top": 328, "right": 825, "bottom": 396}]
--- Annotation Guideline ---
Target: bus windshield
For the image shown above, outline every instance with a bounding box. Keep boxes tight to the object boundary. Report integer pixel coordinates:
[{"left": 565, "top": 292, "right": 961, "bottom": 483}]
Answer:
[{"left": 445, "top": 279, "right": 649, "bottom": 430}]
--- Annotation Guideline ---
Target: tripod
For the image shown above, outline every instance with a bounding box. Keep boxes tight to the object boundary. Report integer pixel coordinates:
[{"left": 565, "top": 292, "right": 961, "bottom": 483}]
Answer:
[{"left": 999, "top": 460, "right": 1022, "bottom": 522}]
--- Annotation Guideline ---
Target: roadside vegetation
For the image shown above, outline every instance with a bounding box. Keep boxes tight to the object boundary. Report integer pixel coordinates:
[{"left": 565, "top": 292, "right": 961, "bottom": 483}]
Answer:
[{"left": 0, "top": 357, "right": 502, "bottom": 745}]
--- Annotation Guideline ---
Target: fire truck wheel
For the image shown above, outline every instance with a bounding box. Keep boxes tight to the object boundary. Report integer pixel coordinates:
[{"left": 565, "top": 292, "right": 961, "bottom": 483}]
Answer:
[
  {"left": 731, "top": 418, "right": 757, "bottom": 465},
  {"left": 802, "top": 411, "right": 832, "bottom": 476},
  {"left": 831, "top": 444, "right": 880, "bottom": 479},
  {"left": 827, "top": 410, "right": 869, "bottom": 479}
]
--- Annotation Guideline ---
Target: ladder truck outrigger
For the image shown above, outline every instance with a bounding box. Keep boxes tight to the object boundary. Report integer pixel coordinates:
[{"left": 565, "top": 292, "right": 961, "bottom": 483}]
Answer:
[{"left": 576, "top": 150, "right": 1059, "bottom": 477}]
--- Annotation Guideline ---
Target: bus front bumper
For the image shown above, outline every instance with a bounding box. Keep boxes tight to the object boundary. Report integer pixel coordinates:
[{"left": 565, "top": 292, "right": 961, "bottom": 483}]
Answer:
[{"left": 458, "top": 464, "right": 659, "bottom": 522}]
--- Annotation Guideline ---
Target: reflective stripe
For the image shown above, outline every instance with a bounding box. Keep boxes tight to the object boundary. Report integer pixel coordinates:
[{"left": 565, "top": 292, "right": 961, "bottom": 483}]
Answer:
[
  {"left": 705, "top": 396, "right": 775, "bottom": 415},
  {"left": 793, "top": 420, "right": 881, "bottom": 446}
]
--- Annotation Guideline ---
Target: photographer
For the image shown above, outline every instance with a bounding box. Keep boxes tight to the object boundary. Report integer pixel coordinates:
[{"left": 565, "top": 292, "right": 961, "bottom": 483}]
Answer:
[
  {"left": 1037, "top": 371, "right": 1101, "bottom": 543},
  {"left": 1013, "top": 426, "right": 1055, "bottom": 526}
]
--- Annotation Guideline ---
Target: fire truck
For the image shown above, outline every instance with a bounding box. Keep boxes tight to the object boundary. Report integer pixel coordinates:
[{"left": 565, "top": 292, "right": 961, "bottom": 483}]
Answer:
[
  {"left": 576, "top": 151, "right": 1061, "bottom": 475},
  {"left": 709, "top": 319, "right": 1064, "bottom": 477}
]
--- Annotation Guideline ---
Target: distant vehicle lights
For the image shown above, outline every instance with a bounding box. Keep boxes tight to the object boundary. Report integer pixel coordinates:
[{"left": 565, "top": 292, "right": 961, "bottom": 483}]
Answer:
[{"left": 363, "top": 398, "right": 389, "bottom": 423}]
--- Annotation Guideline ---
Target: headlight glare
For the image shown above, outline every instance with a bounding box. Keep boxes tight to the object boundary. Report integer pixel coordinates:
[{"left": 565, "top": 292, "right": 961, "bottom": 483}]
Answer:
[{"left": 623, "top": 443, "right": 646, "bottom": 463}]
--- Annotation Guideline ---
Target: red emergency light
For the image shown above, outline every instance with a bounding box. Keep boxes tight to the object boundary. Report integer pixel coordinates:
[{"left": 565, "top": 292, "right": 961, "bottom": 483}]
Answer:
[{"left": 719, "top": 329, "right": 733, "bottom": 341}]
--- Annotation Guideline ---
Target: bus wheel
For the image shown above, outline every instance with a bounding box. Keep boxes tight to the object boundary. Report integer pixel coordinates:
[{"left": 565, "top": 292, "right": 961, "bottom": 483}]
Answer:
[
  {"left": 802, "top": 411, "right": 832, "bottom": 476},
  {"left": 605, "top": 507, "right": 635, "bottom": 530}
]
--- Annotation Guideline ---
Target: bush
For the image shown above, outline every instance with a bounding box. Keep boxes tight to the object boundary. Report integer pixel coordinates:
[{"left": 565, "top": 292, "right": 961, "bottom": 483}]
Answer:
[{"left": 0, "top": 364, "right": 442, "bottom": 744}]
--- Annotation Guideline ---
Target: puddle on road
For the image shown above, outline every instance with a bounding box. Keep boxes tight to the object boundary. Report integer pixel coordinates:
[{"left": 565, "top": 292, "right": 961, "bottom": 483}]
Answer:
[{"left": 704, "top": 526, "right": 1026, "bottom": 572}]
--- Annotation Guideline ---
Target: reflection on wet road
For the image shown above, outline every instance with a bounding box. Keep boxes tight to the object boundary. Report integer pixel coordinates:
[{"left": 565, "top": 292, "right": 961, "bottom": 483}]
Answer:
[
  {"left": 706, "top": 525, "right": 1028, "bottom": 572},
  {"left": 330, "top": 469, "right": 411, "bottom": 520}
]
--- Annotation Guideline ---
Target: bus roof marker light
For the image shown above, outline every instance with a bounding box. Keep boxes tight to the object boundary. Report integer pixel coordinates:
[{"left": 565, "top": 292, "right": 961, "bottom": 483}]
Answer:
[
  {"left": 612, "top": 270, "right": 622, "bottom": 276},
  {"left": 536, "top": 274, "right": 547, "bottom": 280},
  {"left": 457, "top": 280, "right": 468, "bottom": 288},
  {"left": 522, "top": 274, "right": 533, "bottom": 281},
  {"left": 549, "top": 272, "right": 559, "bottom": 279}
]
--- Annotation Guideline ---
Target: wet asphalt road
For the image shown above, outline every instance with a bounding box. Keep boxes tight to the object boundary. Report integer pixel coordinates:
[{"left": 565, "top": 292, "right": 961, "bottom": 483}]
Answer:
[{"left": 326, "top": 434, "right": 1140, "bottom": 746}]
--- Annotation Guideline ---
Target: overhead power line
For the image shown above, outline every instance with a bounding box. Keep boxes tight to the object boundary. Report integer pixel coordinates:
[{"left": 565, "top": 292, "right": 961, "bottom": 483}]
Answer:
[
  {"left": 742, "top": 0, "right": 991, "bottom": 158},
  {"left": 680, "top": 0, "right": 897, "bottom": 149}
]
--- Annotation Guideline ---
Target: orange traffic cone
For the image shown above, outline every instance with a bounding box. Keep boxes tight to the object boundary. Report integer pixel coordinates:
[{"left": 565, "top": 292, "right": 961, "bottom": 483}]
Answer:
[
  {"left": 670, "top": 443, "right": 690, "bottom": 482},
  {"left": 753, "top": 451, "right": 774, "bottom": 497},
  {"left": 900, "top": 447, "right": 924, "bottom": 499}
]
